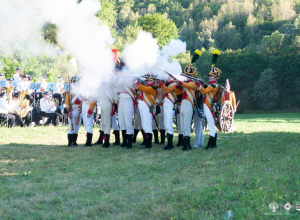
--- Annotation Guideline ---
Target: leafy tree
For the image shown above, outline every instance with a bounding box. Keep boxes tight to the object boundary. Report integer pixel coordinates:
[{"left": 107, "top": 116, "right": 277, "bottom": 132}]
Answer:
[
  {"left": 259, "top": 31, "right": 284, "bottom": 55},
  {"left": 96, "top": 0, "right": 117, "bottom": 27},
  {"left": 137, "top": 13, "right": 178, "bottom": 48},
  {"left": 252, "top": 68, "right": 279, "bottom": 110}
]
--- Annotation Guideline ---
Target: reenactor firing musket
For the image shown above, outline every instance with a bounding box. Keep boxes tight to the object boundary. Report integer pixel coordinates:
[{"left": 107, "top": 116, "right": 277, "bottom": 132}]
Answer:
[{"left": 180, "top": 73, "right": 208, "bottom": 88}]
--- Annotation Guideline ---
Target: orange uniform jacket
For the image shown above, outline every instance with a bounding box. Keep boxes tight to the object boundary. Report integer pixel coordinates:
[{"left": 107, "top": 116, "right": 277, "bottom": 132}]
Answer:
[
  {"left": 160, "top": 83, "right": 182, "bottom": 104},
  {"left": 181, "top": 81, "right": 197, "bottom": 108},
  {"left": 137, "top": 84, "right": 157, "bottom": 107},
  {"left": 65, "top": 92, "right": 82, "bottom": 113},
  {"left": 199, "top": 84, "right": 217, "bottom": 110}
]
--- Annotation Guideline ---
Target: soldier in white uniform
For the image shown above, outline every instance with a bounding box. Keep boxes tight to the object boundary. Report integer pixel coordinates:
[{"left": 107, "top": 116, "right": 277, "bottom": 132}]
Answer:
[
  {"left": 132, "top": 90, "right": 145, "bottom": 144},
  {"left": 65, "top": 76, "right": 82, "bottom": 147},
  {"left": 98, "top": 82, "right": 118, "bottom": 148},
  {"left": 81, "top": 96, "right": 96, "bottom": 147},
  {"left": 118, "top": 80, "right": 136, "bottom": 149}
]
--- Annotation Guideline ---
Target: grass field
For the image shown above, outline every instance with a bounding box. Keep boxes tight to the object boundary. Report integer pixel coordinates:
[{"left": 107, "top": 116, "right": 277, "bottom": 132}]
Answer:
[{"left": 0, "top": 113, "right": 300, "bottom": 219}]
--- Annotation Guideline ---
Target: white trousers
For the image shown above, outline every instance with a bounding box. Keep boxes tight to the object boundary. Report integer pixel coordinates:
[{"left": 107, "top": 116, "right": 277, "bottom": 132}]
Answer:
[
  {"left": 138, "top": 100, "right": 152, "bottom": 133},
  {"left": 176, "top": 105, "right": 183, "bottom": 135},
  {"left": 112, "top": 112, "right": 119, "bottom": 131},
  {"left": 163, "top": 98, "right": 175, "bottom": 134},
  {"left": 134, "top": 106, "right": 142, "bottom": 130},
  {"left": 101, "top": 96, "right": 112, "bottom": 135},
  {"left": 193, "top": 112, "right": 204, "bottom": 147},
  {"left": 118, "top": 96, "right": 134, "bottom": 134},
  {"left": 82, "top": 103, "right": 94, "bottom": 134},
  {"left": 180, "top": 100, "right": 193, "bottom": 137},
  {"left": 152, "top": 105, "right": 165, "bottom": 130},
  {"left": 204, "top": 104, "right": 217, "bottom": 136},
  {"left": 68, "top": 108, "right": 82, "bottom": 134}
]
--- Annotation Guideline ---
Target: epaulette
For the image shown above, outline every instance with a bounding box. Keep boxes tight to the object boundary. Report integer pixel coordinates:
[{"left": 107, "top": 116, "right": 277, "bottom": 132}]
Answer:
[{"left": 210, "top": 84, "right": 216, "bottom": 88}]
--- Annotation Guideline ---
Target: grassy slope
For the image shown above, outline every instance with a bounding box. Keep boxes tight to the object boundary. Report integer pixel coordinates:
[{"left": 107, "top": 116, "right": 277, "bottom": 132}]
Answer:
[{"left": 0, "top": 113, "right": 300, "bottom": 220}]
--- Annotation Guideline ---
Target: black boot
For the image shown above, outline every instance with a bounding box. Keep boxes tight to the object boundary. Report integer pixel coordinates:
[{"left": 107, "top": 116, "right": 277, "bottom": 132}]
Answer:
[
  {"left": 145, "top": 133, "right": 152, "bottom": 149},
  {"left": 204, "top": 136, "right": 214, "bottom": 150},
  {"left": 113, "top": 130, "right": 120, "bottom": 146},
  {"left": 94, "top": 130, "right": 104, "bottom": 145},
  {"left": 182, "top": 136, "right": 191, "bottom": 151},
  {"left": 127, "top": 134, "right": 133, "bottom": 149},
  {"left": 68, "top": 134, "right": 73, "bottom": 147},
  {"left": 164, "top": 134, "right": 174, "bottom": 150},
  {"left": 211, "top": 133, "right": 217, "bottom": 148},
  {"left": 187, "top": 136, "right": 191, "bottom": 150},
  {"left": 132, "top": 129, "right": 139, "bottom": 143},
  {"left": 120, "top": 130, "right": 127, "bottom": 147},
  {"left": 84, "top": 133, "right": 93, "bottom": 147},
  {"left": 160, "top": 129, "right": 166, "bottom": 145},
  {"left": 73, "top": 134, "right": 79, "bottom": 146},
  {"left": 102, "top": 134, "right": 110, "bottom": 148},
  {"left": 153, "top": 130, "right": 159, "bottom": 144},
  {"left": 176, "top": 134, "right": 183, "bottom": 147},
  {"left": 140, "top": 129, "right": 145, "bottom": 145}
]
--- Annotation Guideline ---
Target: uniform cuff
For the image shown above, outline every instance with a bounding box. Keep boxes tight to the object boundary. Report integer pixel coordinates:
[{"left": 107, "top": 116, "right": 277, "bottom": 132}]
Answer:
[{"left": 87, "top": 110, "right": 93, "bottom": 115}]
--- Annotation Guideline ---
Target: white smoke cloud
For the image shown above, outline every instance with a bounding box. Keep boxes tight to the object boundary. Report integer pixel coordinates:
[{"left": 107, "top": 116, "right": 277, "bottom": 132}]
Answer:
[
  {"left": 122, "top": 31, "right": 159, "bottom": 76},
  {"left": 121, "top": 32, "right": 186, "bottom": 80},
  {"left": 38, "top": 0, "right": 115, "bottom": 101},
  {"left": 0, "top": 0, "right": 60, "bottom": 60}
]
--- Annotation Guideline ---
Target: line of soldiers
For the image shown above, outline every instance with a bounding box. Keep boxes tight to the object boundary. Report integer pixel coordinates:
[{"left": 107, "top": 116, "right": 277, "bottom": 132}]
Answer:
[{"left": 66, "top": 51, "right": 222, "bottom": 150}]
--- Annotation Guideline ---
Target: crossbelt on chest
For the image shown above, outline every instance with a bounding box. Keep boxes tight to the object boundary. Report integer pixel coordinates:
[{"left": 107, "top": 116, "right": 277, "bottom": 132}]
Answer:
[
  {"left": 125, "top": 86, "right": 135, "bottom": 100},
  {"left": 184, "top": 87, "right": 195, "bottom": 103},
  {"left": 125, "top": 86, "right": 138, "bottom": 110},
  {"left": 142, "top": 92, "right": 154, "bottom": 108},
  {"left": 71, "top": 94, "right": 80, "bottom": 103},
  {"left": 166, "top": 83, "right": 177, "bottom": 103}
]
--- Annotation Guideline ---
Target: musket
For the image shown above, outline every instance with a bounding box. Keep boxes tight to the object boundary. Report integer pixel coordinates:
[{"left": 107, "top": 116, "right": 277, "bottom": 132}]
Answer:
[
  {"left": 158, "top": 66, "right": 177, "bottom": 81},
  {"left": 68, "top": 69, "right": 74, "bottom": 131},
  {"left": 180, "top": 73, "right": 208, "bottom": 87}
]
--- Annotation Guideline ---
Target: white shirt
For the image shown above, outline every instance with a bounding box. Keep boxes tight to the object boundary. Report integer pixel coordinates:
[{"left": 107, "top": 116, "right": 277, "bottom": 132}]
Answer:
[
  {"left": 53, "top": 83, "right": 61, "bottom": 94},
  {"left": 17, "top": 80, "right": 30, "bottom": 92},
  {"left": 10, "top": 100, "right": 21, "bottom": 113},
  {"left": 13, "top": 73, "right": 19, "bottom": 85},
  {"left": 0, "top": 98, "right": 12, "bottom": 114},
  {"left": 40, "top": 98, "right": 56, "bottom": 113},
  {"left": 37, "top": 82, "right": 48, "bottom": 93}
]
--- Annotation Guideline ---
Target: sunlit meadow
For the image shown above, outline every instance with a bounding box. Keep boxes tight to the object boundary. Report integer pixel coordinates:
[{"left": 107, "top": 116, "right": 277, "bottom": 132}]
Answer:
[{"left": 0, "top": 113, "right": 299, "bottom": 219}]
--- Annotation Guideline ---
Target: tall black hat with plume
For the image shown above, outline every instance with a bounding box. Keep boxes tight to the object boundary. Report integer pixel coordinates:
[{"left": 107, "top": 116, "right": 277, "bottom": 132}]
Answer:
[
  {"left": 208, "top": 49, "right": 221, "bottom": 80},
  {"left": 184, "top": 50, "right": 202, "bottom": 76}
]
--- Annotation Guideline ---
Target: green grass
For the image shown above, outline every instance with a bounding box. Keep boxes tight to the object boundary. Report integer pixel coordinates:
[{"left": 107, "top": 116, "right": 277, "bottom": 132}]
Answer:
[{"left": 0, "top": 113, "right": 300, "bottom": 219}]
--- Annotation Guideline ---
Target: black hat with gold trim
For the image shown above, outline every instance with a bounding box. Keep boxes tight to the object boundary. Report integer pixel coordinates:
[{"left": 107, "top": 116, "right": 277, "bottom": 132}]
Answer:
[
  {"left": 208, "top": 50, "right": 221, "bottom": 80},
  {"left": 184, "top": 50, "right": 202, "bottom": 76},
  {"left": 141, "top": 73, "right": 157, "bottom": 82}
]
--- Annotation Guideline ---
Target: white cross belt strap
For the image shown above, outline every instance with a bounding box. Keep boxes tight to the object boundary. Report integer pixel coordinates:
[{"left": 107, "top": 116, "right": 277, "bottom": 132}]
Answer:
[
  {"left": 206, "top": 84, "right": 217, "bottom": 104},
  {"left": 125, "top": 86, "right": 135, "bottom": 100},
  {"left": 71, "top": 94, "right": 80, "bottom": 104},
  {"left": 168, "top": 83, "right": 177, "bottom": 103},
  {"left": 143, "top": 92, "right": 154, "bottom": 107},
  {"left": 184, "top": 88, "right": 195, "bottom": 103}
]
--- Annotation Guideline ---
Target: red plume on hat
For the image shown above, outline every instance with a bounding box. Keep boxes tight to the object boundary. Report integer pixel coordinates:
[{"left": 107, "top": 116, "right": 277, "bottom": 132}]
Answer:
[{"left": 111, "top": 49, "right": 118, "bottom": 63}]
